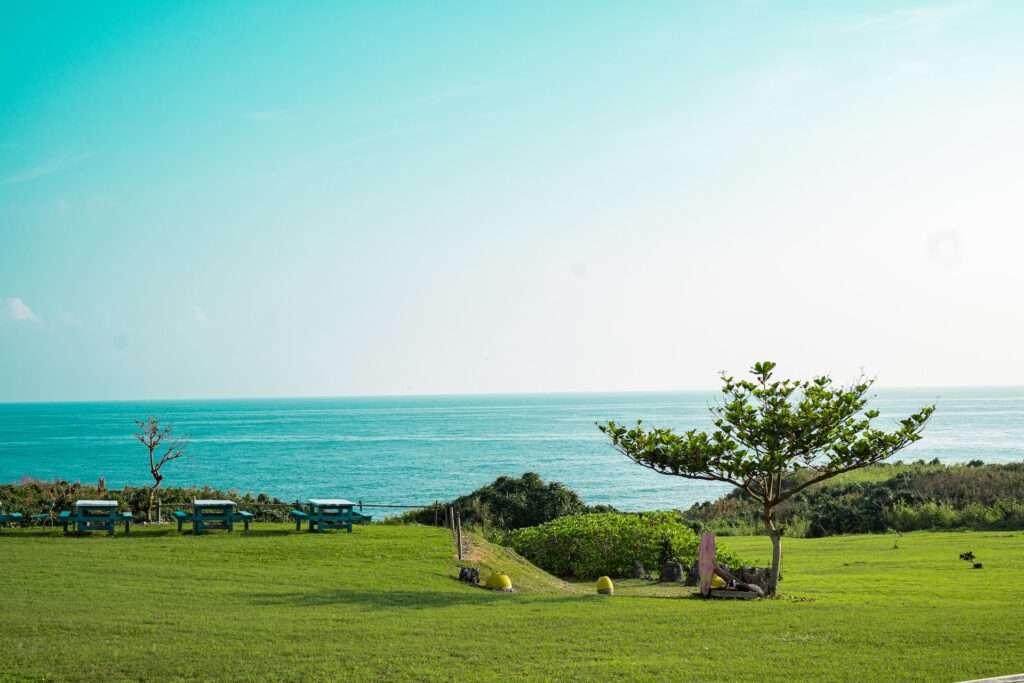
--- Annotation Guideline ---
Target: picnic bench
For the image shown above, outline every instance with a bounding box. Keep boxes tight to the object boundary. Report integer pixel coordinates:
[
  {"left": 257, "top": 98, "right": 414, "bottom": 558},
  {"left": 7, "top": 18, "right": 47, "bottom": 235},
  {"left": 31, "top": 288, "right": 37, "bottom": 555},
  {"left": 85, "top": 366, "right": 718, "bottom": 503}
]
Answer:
[
  {"left": 60, "top": 500, "right": 132, "bottom": 536},
  {"left": 0, "top": 508, "right": 24, "bottom": 531},
  {"left": 173, "top": 499, "right": 253, "bottom": 534},
  {"left": 290, "top": 499, "right": 372, "bottom": 533}
]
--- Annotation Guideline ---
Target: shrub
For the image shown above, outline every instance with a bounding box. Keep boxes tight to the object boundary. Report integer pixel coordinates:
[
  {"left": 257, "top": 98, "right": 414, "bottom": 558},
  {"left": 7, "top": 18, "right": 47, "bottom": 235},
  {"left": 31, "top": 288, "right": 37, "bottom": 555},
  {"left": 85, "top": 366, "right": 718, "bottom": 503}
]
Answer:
[
  {"left": 395, "top": 472, "right": 613, "bottom": 531},
  {"left": 0, "top": 479, "right": 293, "bottom": 523},
  {"left": 498, "top": 511, "right": 748, "bottom": 579}
]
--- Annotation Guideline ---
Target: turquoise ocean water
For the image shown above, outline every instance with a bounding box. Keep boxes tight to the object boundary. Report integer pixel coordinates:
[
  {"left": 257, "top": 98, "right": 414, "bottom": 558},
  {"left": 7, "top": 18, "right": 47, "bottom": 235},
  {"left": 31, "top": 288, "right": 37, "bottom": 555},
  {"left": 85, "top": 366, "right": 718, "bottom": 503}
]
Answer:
[{"left": 0, "top": 388, "right": 1021, "bottom": 512}]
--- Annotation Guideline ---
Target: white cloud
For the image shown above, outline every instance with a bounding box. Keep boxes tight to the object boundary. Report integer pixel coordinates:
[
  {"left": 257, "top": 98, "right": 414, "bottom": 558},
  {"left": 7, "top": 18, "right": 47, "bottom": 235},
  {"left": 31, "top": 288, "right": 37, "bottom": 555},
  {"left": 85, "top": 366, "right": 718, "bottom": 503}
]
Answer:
[
  {"left": 840, "top": 2, "right": 985, "bottom": 34},
  {"left": 0, "top": 151, "right": 94, "bottom": 186},
  {"left": 4, "top": 297, "right": 41, "bottom": 323}
]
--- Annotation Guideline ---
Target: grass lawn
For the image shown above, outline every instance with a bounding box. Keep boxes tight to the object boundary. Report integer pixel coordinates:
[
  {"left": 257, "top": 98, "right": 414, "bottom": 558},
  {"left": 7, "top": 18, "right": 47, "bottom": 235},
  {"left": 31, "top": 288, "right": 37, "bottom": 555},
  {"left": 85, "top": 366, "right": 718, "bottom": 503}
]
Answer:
[{"left": 1, "top": 525, "right": 1022, "bottom": 682}]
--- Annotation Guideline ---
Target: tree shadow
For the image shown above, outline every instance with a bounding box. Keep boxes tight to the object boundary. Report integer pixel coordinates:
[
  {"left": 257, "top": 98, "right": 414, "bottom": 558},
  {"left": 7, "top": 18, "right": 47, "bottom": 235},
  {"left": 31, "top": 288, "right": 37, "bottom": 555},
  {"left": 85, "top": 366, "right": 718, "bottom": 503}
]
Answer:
[{"left": 246, "top": 587, "right": 583, "bottom": 610}]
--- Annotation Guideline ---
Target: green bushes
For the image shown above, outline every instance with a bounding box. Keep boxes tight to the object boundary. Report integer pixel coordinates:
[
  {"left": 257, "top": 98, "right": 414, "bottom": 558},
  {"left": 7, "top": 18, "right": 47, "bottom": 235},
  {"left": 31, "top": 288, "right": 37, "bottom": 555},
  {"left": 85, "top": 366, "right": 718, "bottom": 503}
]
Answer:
[
  {"left": 498, "top": 511, "right": 748, "bottom": 579},
  {"left": 883, "top": 500, "right": 1024, "bottom": 532},
  {"left": 685, "top": 461, "right": 1024, "bottom": 537},
  {"left": 395, "top": 472, "right": 615, "bottom": 531},
  {"left": 0, "top": 478, "right": 293, "bottom": 522}
]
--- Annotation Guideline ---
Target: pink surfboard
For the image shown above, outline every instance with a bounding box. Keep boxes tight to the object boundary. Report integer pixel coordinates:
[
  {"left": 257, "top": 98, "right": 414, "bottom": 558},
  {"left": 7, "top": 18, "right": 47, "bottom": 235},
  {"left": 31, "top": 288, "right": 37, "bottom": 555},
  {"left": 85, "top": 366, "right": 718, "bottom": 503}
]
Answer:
[{"left": 698, "top": 531, "right": 716, "bottom": 597}]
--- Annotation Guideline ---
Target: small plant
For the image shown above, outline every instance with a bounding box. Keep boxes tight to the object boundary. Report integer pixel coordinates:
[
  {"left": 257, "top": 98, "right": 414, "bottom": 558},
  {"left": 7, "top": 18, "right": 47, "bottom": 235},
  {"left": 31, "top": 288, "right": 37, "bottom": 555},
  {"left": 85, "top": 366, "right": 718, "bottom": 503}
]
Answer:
[
  {"left": 959, "top": 550, "right": 982, "bottom": 569},
  {"left": 889, "top": 528, "right": 902, "bottom": 549},
  {"left": 134, "top": 417, "right": 190, "bottom": 522}
]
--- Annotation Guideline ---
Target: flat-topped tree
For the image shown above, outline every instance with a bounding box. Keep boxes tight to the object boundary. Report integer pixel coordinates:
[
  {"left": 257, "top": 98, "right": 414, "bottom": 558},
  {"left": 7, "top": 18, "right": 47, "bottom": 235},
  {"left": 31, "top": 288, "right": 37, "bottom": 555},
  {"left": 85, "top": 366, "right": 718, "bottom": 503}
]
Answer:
[
  {"left": 134, "top": 417, "right": 190, "bottom": 522},
  {"left": 598, "top": 362, "right": 934, "bottom": 595}
]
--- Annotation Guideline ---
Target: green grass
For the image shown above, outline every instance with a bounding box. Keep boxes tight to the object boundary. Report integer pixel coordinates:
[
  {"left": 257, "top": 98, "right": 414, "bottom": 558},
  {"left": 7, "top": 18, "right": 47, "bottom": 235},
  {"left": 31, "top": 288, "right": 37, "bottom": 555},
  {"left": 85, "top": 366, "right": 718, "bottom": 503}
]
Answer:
[{"left": 1, "top": 524, "right": 1022, "bottom": 682}]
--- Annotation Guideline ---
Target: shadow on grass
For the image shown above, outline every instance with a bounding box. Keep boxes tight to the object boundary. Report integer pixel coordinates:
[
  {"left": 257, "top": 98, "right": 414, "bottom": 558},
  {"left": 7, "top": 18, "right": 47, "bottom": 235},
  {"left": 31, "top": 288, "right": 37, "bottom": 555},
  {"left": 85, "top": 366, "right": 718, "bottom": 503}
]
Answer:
[{"left": 247, "top": 587, "right": 585, "bottom": 610}]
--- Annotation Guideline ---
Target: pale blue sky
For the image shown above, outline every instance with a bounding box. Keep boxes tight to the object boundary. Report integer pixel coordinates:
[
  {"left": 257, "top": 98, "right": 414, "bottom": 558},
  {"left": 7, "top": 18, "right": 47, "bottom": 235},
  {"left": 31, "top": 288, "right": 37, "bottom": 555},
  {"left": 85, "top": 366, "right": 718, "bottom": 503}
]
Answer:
[{"left": 2, "top": 1, "right": 1023, "bottom": 401}]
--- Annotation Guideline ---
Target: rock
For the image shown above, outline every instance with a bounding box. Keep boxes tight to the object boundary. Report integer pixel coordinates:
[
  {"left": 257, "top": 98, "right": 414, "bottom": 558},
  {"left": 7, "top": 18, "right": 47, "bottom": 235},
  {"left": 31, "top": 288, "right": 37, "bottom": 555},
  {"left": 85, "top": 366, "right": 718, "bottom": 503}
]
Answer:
[
  {"left": 458, "top": 567, "right": 480, "bottom": 585},
  {"left": 659, "top": 561, "right": 684, "bottom": 583},
  {"left": 630, "top": 561, "right": 649, "bottom": 580},
  {"left": 735, "top": 566, "right": 771, "bottom": 587},
  {"left": 684, "top": 563, "right": 700, "bottom": 586},
  {"left": 744, "top": 583, "right": 765, "bottom": 597}
]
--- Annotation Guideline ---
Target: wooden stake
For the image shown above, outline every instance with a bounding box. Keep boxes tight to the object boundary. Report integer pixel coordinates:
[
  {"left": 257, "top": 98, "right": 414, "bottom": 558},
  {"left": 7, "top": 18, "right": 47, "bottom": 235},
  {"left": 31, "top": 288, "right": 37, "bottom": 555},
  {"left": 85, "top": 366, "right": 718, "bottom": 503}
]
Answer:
[{"left": 455, "top": 510, "right": 463, "bottom": 561}]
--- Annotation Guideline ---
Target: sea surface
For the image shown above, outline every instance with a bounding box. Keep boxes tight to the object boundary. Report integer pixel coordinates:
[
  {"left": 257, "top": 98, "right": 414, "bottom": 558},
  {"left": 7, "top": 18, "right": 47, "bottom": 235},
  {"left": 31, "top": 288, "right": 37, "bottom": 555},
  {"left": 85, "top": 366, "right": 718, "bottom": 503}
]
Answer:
[{"left": 0, "top": 388, "right": 1021, "bottom": 513}]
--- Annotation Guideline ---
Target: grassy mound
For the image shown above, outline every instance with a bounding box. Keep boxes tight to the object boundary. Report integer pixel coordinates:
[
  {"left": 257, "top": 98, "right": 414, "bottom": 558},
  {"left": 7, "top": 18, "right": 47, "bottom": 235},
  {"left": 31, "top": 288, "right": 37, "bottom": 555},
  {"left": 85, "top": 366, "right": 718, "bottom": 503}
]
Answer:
[{"left": 457, "top": 530, "right": 585, "bottom": 594}]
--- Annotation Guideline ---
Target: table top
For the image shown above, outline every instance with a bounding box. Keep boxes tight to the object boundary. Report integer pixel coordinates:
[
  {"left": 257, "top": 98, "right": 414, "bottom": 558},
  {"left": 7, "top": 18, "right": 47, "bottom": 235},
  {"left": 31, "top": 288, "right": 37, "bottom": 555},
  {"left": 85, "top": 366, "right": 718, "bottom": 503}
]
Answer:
[
  {"left": 76, "top": 500, "right": 118, "bottom": 508},
  {"left": 308, "top": 499, "right": 355, "bottom": 507},
  {"left": 193, "top": 499, "right": 236, "bottom": 507}
]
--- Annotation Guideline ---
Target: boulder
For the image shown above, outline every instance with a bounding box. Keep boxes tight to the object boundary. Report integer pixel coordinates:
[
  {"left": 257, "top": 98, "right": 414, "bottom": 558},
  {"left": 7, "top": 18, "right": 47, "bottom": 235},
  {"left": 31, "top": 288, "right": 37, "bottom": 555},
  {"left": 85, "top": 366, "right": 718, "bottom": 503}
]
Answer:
[
  {"left": 659, "top": 561, "right": 684, "bottom": 583},
  {"left": 683, "top": 563, "right": 700, "bottom": 587},
  {"left": 734, "top": 566, "right": 771, "bottom": 587},
  {"left": 630, "top": 561, "right": 649, "bottom": 580}
]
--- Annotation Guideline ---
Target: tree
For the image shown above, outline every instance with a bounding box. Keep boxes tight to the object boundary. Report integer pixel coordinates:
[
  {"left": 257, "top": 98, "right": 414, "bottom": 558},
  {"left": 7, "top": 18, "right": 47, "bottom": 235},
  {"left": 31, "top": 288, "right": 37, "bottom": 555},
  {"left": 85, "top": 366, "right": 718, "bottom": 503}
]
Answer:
[
  {"left": 134, "top": 417, "right": 190, "bottom": 522},
  {"left": 598, "top": 362, "right": 934, "bottom": 595}
]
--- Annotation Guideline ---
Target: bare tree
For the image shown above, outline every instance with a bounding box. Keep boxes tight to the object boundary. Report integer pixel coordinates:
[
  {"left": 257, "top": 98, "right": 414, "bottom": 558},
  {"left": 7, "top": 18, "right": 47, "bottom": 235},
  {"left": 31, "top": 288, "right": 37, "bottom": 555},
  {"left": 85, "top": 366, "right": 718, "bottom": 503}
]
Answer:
[{"left": 134, "top": 417, "right": 189, "bottom": 522}]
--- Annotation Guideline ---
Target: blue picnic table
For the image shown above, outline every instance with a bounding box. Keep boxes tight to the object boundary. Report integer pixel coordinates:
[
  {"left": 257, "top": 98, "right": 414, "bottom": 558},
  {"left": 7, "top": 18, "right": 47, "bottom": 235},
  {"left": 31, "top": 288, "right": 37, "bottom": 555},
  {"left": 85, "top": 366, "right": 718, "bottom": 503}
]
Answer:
[
  {"left": 60, "top": 500, "right": 132, "bottom": 536},
  {"left": 290, "top": 499, "right": 372, "bottom": 533},
  {"left": 173, "top": 499, "right": 253, "bottom": 534},
  {"left": 0, "top": 508, "right": 24, "bottom": 531}
]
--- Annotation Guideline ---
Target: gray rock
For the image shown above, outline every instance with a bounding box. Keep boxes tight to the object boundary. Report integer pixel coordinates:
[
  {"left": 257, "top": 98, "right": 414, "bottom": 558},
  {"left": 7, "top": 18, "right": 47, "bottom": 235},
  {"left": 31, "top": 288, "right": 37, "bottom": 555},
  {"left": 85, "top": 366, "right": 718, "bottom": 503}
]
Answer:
[
  {"left": 458, "top": 567, "right": 480, "bottom": 585},
  {"left": 735, "top": 566, "right": 771, "bottom": 587},
  {"left": 659, "top": 561, "right": 684, "bottom": 583},
  {"left": 630, "top": 561, "right": 649, "bottom": 580},
  {"left": 684, "top": 563, "right": 700, "bottom": 586}
]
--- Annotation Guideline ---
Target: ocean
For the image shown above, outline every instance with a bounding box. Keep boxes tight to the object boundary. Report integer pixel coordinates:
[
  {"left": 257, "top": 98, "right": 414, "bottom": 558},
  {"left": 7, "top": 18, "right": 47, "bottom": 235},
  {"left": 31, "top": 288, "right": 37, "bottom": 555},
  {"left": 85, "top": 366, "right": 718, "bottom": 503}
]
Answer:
[{"left": 0, "top": 388, "right": 1021, "bottom": 512}]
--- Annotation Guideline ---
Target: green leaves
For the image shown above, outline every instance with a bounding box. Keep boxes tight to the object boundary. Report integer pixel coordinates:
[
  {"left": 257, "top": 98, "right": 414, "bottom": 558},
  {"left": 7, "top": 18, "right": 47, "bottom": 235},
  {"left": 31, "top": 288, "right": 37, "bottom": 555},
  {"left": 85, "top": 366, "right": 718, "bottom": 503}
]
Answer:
[{"left": 598, "top": 362, "right": 936, "bottom": 509}]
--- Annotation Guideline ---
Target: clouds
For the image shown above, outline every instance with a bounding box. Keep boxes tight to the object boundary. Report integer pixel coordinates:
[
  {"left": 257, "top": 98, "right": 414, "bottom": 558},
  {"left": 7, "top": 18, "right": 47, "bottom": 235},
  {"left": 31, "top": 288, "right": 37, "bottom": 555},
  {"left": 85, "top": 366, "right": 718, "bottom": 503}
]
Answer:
[
  {"left": 840, "top": 1, "right": 985, "bottom": 35},
  {"left": 2, "top": 297, "right": 41, "bottom": 323},
  {"left": 0, "top": 151, "right": 95, "bottom": 187}
]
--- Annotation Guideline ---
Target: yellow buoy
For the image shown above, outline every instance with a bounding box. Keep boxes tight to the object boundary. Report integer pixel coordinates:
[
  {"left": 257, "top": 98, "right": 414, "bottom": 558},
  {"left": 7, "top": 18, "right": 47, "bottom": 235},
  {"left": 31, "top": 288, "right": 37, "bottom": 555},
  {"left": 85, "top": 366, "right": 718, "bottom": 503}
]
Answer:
[
  {"left": 710, "top": 574, "right": 726, "bottom": 589},
  {"left": 485, "top": 572, "right": 513, "bottom": 591},
  {"left": 596, "top": 576, "right": 614, "bottom": 595}
]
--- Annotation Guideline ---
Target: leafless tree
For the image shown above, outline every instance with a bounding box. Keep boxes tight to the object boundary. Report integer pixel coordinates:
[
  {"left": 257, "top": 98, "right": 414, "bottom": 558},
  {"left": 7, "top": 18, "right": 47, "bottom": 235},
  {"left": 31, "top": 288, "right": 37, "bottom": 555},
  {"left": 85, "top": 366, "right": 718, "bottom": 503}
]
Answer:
[{"left": 134, "top": 417, "right": 189, "bottom": 522}]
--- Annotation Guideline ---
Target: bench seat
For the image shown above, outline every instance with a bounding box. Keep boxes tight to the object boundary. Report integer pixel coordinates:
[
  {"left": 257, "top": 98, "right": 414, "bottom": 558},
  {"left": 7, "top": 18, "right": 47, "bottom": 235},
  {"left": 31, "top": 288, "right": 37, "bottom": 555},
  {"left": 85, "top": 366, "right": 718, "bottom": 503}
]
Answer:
[
  {"left": 0, "top": 512, "right": 24, "bottom": 529},
  {"left": 175, "top": 509, "right": 251, "bottom": 532},
  {"left": 290, "top": 509, "right": 310, "bottom": 531}
]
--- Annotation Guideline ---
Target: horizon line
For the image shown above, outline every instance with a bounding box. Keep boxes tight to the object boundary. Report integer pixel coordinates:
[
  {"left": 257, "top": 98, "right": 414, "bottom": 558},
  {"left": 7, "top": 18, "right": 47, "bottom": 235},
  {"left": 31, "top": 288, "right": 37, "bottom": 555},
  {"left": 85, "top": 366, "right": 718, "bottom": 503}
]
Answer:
[{"left": 1, "top": 383, "right": 1022, "bottom": 406}]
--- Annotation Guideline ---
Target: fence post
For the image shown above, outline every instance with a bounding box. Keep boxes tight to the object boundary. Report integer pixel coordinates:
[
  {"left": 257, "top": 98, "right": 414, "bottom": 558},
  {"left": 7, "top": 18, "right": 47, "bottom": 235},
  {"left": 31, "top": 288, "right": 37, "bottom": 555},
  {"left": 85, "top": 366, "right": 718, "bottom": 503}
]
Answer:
[
  {"left": 455, "top": 510, "right": 463, "bottom": 561},
  {"left": 434, "top": 500, "right": 439, "bottom": 527}
]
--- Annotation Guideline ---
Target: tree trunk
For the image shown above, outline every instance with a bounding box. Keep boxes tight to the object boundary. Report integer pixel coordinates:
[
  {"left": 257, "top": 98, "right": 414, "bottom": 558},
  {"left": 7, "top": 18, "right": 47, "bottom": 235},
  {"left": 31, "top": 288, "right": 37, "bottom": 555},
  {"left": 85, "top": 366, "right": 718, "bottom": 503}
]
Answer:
[
  {"left": 764, "top": 507, "right": 783, "bottom": 596},
  {"left": 147, "top": 475, "right": 162, "bottom": 523}
]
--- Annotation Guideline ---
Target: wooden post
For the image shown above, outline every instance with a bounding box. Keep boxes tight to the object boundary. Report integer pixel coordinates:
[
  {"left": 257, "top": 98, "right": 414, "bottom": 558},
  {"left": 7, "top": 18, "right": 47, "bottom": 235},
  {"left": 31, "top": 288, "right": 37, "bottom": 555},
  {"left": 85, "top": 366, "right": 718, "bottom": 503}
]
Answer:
[
  {"left": 455, "top": 510, "right": 463, "bottom": 561},
  {"left": 434, "top": 500, "right": 439, "bottom": 527}
]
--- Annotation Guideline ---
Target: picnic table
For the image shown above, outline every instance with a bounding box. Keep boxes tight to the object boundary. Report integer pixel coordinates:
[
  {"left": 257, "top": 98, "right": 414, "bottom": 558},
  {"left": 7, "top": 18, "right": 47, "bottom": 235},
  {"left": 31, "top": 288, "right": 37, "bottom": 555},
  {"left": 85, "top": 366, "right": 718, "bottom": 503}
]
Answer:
[
  {"left": 290, "top": 499, "right": 372, "bottom": 533},
  {"left": 60, "top": 500, "right": 132, "bottom": 536},
  {"left": 0, "top": 508, "right": 25, "bottom": 531},
  {"left": 173, "top": 499, "right": 253, "bottom": 534}
]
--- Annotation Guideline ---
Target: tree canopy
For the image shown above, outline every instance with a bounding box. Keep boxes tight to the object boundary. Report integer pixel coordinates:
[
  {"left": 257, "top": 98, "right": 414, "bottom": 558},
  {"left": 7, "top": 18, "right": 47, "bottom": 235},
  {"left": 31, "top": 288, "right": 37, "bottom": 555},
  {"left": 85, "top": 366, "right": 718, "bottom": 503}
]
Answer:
[{"left": 598, "top": 361, "right": 934, "bottom": 594}]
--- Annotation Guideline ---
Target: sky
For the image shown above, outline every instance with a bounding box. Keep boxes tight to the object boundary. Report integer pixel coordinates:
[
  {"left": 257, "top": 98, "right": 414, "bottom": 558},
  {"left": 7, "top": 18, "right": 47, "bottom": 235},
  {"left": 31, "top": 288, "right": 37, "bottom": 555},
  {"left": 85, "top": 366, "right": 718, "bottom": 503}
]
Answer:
[{"left": 1, "top": 0, "right": 1023, "bottom": 402}]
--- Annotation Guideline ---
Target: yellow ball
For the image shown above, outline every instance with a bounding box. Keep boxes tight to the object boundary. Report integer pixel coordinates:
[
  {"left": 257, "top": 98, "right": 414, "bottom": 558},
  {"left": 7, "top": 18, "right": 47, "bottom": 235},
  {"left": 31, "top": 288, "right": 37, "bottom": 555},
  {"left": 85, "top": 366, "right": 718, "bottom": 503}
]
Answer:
[
  {"left": 485, "top": 573, "right": 513, "bottom": 591},
  {"left": 595, "top": 576, "right": 614, "bottom": 595},
  {"left": 710, "top": 574, "right": 726, "bottom": 589}
]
